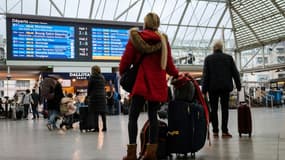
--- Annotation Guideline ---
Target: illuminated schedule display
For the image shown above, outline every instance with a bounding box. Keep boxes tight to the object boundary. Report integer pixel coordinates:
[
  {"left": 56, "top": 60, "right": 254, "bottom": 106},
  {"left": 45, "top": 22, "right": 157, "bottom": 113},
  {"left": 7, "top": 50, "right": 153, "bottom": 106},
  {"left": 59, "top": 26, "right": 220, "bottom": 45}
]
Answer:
[
  {"left": 11, "top": 19, "right": 75, "bottom": 59},
  {"left": 6, "top": 14, "right": 141, "bottom": 61},
  {"left": 92, "top": 28, "right": 129, "bottom": 60}
]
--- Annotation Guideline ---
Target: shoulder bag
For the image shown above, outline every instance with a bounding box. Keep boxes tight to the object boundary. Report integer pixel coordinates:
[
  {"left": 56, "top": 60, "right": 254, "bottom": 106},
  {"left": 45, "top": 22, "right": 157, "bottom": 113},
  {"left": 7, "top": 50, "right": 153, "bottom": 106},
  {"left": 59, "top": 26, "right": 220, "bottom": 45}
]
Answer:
[{"left": 120, "top": 55, "right": 146, "bottom": 93}]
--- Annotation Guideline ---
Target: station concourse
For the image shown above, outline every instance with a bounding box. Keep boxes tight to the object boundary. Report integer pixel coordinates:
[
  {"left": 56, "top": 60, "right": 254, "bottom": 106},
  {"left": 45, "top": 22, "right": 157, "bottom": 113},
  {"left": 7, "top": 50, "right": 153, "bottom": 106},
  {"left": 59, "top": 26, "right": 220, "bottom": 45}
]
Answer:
[{"left": 0, "top": 0, "right": 285, "bottom": 160}]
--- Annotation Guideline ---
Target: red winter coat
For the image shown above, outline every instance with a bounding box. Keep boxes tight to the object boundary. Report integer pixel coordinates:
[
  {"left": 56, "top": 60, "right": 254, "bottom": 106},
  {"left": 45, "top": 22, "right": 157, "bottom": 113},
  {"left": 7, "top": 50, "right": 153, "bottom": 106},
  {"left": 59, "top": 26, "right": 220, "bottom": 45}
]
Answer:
[{"left": 119, "top": 29, "right": 179, "bottom": 102}]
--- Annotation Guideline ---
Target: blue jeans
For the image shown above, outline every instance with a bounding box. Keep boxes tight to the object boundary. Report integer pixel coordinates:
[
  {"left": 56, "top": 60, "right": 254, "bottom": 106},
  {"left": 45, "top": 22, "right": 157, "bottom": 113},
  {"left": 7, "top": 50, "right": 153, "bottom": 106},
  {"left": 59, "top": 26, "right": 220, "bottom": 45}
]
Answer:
[{"left": 47, "top": 110, "right": 59, "bottom": 128}]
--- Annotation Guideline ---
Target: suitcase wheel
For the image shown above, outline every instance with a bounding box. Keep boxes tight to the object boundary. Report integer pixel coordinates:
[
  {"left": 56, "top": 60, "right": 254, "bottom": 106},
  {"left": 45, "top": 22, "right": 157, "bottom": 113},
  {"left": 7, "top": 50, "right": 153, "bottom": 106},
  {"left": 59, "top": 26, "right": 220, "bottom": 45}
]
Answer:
[
  {"left": 239, "top": 133, "right": 242, "bottom": 137},
  {"left": 249, "top": 133, "right": 251, "bottom": 137},
  {"left": 190, "top": 153, "right": 195, "bottom": 159},
  {"left": 176, "top": 154, "right": 187, "bottom": 159}
]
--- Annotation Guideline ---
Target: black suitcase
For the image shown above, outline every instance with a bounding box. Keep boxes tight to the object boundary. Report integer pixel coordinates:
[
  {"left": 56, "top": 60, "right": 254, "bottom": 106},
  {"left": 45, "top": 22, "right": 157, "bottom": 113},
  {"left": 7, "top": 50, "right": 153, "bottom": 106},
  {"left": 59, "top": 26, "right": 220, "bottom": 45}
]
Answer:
[
  {"left": 79, "top": 107, "right": 90, "bottom": 132},
  {"left": 167, "top": 100, "right": 207, "bottom": 158},
  {"left": 16, "top": 110, "right": 23, "bottom": 120}
]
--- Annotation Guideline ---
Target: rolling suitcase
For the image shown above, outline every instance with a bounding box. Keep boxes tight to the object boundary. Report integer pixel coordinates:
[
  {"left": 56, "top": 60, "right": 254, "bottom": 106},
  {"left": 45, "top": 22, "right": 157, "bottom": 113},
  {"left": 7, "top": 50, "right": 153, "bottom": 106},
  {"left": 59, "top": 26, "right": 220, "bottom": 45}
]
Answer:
[
  {"left": 237, "top": 87, "right": 252, "bottom": 137},
  {"left": 238, "top": 102, "right": 252, "bottom": 137},
  {"left": 167, "top": 100, "right": 207, "bottom": 158},
  {"left": 79, "top": 107, "right": 90, "bottom": 132}
]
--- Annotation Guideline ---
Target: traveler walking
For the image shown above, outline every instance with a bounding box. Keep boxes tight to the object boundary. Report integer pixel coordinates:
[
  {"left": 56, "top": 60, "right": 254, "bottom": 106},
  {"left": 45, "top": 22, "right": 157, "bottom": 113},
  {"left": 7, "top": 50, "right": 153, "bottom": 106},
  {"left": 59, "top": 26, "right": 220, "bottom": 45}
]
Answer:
[
  {"left": 44, "top": 76, "right": 64, "bottom": 131},
  {"left": 22, "top": 89, "right": 33, "bottom": 120},
  {"left": 202, "top": 40, "right": 241, "bottom": 138},
  {"left": 31, "top": 89, "right": 40, "bottom": 119}
]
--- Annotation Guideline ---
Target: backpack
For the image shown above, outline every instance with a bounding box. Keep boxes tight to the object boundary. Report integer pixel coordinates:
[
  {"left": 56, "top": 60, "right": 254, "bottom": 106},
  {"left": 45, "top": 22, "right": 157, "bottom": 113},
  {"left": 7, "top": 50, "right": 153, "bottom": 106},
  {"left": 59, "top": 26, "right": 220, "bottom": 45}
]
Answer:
[
  {"left": 40, "top": 78, "right": 57, "bottom": 100},
  {"left": 139, "top": 120, "right": 169, "bottom": 159},
  {"left": 171, "top": 76, "right": 195, "bottom": 102}
]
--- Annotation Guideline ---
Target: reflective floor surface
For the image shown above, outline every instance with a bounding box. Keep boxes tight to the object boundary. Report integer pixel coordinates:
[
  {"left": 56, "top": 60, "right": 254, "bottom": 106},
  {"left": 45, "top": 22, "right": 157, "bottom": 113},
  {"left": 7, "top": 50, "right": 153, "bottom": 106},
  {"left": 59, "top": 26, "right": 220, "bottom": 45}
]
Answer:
[{"left": 0, "top": 107, "right": 285, "bottom": 160}]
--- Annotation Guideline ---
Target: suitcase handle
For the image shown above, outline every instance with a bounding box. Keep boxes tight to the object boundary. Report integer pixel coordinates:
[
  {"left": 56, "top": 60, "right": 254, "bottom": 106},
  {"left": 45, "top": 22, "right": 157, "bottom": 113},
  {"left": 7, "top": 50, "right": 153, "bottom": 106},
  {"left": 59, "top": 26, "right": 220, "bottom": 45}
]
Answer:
[{"left": 237, "top": 87, "right": 246, "bottom": 103}]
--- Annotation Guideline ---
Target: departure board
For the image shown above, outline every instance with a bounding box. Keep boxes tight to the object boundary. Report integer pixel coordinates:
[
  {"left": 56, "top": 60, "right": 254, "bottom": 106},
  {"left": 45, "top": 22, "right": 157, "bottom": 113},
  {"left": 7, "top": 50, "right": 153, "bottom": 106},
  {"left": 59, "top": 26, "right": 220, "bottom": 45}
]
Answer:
[
  {"left": 92, "top": 27, "right": 129, "bottom": 60},
  {"left": 6, "top": 14, "right": 142, "bottom": 61},
  {"left": 77, "top": 25, "right": 91, "bottom": 60},
  {"left": 11, "top": 18, "right": 75, "bottom": 59}
]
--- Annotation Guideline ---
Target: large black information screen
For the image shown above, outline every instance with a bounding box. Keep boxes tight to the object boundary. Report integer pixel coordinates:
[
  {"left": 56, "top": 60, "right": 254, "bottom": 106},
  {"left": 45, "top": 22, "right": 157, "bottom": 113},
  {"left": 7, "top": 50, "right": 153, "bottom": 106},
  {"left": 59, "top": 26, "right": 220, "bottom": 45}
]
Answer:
[
  {"left": 6, "top": 15, "right": 141, "bottom": 61},
  {"left": 11, "top": 19, "right": 75, "bottom": 59},
  {"left": 92, "top": 27, "right": 128, "bottom": 60}
]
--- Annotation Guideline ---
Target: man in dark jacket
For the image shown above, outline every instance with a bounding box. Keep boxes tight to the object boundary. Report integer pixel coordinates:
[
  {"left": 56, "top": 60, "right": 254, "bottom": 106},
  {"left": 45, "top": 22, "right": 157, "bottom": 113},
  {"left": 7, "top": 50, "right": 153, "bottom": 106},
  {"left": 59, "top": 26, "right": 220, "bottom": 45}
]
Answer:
[
  {"left": 46, "top": 76, "right": 64, "bottom": 131},
  {"left": 31, "top": 89, "right": 40, "bottom": 119},
  {"left": 202, "top": 40, "right": 241, "bottom": 138}
]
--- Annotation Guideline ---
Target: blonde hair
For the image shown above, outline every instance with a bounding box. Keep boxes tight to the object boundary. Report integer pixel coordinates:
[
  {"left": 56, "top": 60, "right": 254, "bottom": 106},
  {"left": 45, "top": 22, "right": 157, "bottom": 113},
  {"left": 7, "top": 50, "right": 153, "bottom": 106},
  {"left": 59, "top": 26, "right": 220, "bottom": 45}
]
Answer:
[
  {"left": 213, "top": 40, "right": 224, "bottom": 52},
  {"left": 91, "top": 65, "right": 101, "bottom": 74},
  {"left": 144, "top": 12, "right": 167, "bottom": 70},
  {"left": 144, "top": 12, "right": 160, "bottom": 31}
]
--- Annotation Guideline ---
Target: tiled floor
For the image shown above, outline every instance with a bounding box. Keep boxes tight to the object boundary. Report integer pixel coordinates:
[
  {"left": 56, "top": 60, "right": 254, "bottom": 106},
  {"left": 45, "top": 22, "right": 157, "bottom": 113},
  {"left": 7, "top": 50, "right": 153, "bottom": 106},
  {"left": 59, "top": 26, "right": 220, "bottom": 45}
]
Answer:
[{"left": 0, "top": 106, "right": 285, "bottom": 160}]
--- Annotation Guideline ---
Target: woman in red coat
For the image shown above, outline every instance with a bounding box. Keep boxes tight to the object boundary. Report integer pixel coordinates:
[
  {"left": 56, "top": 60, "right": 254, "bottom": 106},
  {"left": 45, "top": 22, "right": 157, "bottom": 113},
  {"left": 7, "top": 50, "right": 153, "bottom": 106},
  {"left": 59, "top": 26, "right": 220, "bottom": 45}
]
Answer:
[{"left": 120, "top": 12, "right": 179, "bottom": 160}]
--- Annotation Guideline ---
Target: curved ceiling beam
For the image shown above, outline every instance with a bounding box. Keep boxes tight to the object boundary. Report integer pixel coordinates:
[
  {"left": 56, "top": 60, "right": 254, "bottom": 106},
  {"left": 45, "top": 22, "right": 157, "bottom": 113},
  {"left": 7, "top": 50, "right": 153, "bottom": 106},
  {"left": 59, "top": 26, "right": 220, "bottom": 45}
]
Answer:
[{"left": 230, "top": 4, "right": 262, "bottom": 46}]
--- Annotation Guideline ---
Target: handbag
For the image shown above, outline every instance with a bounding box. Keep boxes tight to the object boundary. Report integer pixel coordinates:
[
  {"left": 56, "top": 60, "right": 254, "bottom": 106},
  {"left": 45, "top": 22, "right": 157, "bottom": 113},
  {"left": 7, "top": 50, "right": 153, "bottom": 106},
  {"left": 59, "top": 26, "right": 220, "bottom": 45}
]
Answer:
[{"left": 120, "top": 55, "right": 146, "bottom": 92}]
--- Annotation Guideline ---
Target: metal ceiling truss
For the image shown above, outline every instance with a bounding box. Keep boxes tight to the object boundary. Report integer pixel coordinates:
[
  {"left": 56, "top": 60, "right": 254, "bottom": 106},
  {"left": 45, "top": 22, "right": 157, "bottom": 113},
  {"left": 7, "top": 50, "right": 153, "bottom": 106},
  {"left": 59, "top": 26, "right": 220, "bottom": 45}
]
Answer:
[
  {"left": 198, "top": 2, "right": 219, "bottom": 48},
  {"left": 113, "top": 0, "right": 120, "bottom": 19},
  {"left": 136, "top": 0, "right": 145, "bottom": 22},
  {"left": 241, "top": 48, "right": 261, "bottom": 70},
  {"left": 190, "top": 1, "right": 210, "bottom": 44},
  {"left": 94, "top": 0, "right": 102, "bottom": 19},
  {"left": 114, "top": 0, "right": 141, "bottom": 21},
  {"left": 89, "top": 0, "right": 95, "bottom": 19},
  {"left": 101, "top": 0, "right": 107, "bottom": 19},
  {"left": 230, "top": 5, "right": 262, "bottom": 46},
  {"left": 270, "top": 0, "right": 285, "bottom": 18},
  {"left": 171, "top": 0, "right": 191, "bottom": 46},
  {"left": 180, "top": 0, "right": 199, "bottom": 45},
  {"left": 63, "top": 0, "right": 67, "bottom": 17},
  {"left": 125, "top": 0, "right": 133, "bottom": 21},
  {"left": 49, "top": 2, "right": 52, "bottom": 16},
  {"left": 241, "top": 63, "right": 285, "bottom": 73},
  {"left": 35, "top": 0, "right": 38, "bottom": 15},
  {"left": 49, "top": 0, "right": 64, "bottom": 17},
  {"left": 159, "top": 0, "right": 167, "bottom": 18},
  {"left": 76, "top": 0, "right": 81, "bottom": 18},
  {"left": 229, "top": 0, "right": 285, "bottom": 51},
  {"left": 208, "top": 4, "right": 228, "bottom": 48},
  {"left": 165, "top": 0, "right": 179, "bottom": 33},
  {"left": 150, "top": 0, "right": 155, "bottom": 12},
  {"left": 8, "top": 0, "right": 21, "bottom": 13}
]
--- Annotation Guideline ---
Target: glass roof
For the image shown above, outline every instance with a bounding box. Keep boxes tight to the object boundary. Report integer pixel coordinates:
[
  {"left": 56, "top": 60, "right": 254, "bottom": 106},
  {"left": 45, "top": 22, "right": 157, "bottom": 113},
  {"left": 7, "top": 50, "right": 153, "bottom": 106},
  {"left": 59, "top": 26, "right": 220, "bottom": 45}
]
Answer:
[
  {"left": 229, "top": 0, "right": 285, "bottom": 51},
  {"left": 0, "top": 0, "right": 231, "bottom": 53},
  {"left": 0, "top": 0, "right": 284, "bottom": 67}
]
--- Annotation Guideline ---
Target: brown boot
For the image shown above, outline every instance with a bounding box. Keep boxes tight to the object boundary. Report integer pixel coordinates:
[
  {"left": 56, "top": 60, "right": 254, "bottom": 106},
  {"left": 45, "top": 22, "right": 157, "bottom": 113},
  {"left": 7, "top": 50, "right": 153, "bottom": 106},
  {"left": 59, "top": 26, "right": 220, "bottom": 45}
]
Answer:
[
  {"left": 123, "top": 144, "right": 137, "bottom": 160},
  {"left": 142, "top": 144, "right": 158, "bottom": 160}
]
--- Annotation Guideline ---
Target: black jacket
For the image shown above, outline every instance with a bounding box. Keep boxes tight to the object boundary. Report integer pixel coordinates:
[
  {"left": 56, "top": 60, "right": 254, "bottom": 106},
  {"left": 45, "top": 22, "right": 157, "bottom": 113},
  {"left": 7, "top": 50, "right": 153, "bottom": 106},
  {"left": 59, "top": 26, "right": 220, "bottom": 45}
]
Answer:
[
  {"left": 47, "top": 82, "right": 64, "bottom": 111},
  {"left": 31, "top": 92, "right": 40, "bottom": 106},
  {"left": 202, "top": 50, "right": 241, "bottom": 93},
  {"left": 87, "top": 73, "right": 107, "bottom": 113}
]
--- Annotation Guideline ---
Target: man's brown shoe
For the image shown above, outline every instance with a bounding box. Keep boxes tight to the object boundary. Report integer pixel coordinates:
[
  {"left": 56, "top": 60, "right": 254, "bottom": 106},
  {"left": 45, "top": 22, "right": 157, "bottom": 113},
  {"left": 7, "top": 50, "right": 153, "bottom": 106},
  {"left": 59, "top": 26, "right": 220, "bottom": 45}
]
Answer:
[{"left": 222, "top": 132, "right": 232, "bottom": 138}]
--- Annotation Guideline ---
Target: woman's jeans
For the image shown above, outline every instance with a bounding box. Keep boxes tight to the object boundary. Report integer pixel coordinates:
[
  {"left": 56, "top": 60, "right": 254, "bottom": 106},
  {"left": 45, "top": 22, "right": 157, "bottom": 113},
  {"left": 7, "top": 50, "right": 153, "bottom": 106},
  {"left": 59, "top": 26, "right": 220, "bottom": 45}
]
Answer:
[
  {"left": 32, "top": 104, "right": 39, "bottom": 118},
  {"left": 128, "top": 95, "right": 160, "bottom": 144}
]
